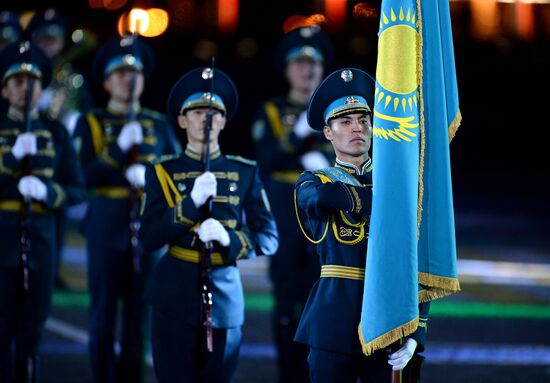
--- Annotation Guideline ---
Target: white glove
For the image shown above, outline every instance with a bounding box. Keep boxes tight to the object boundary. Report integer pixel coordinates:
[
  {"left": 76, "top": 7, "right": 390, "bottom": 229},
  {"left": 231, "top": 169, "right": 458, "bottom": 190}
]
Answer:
[
  {"left": 293, "top": 111, "right": 315, "bottom": 139},
  {"left": 190, "top": 172, "right": 217, "bottom": 208},
  {"left": 117, "top": 121, "right": 143, "bottom": 152},
  {"left": 301, "top": 150, "right": 330, "bottom": 171},
  {"left": 17, "top": 175, "right": 48, "bottom": 202},
  {"left": 388, "top": 338, "right": 417, "bottom": 371},
  {"left": 11, "top": 133, "right": 37, "bottom": 161},
  {"left": 196, "top": 218, "right": 231, "bottom": 247},
  {"left": 125, "top": 163, "right": 146, "bottom": 188}
]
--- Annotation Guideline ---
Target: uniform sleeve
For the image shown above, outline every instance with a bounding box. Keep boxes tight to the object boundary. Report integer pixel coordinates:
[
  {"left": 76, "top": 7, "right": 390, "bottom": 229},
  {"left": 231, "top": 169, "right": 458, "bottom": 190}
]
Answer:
[
  {"left": 295, "top": 172, "right": 373, "bottom": 218},
  {"left": 44, "top": 126, "right": 86, "bottom": 209},
  {"left": 0, "top": 146, "right": 20, "bottom": 188},
  {"left": 139, "top": 164, "right": 201, "bottom": 252},
  {"left": 408, "top": 301, "right": 430, "bottom": 352},
  {"left": 220, "top": 165, "right": 279, "bottom": 261},
  {"left": 73, "top": 114, "right": 122, "bottom": 188}
]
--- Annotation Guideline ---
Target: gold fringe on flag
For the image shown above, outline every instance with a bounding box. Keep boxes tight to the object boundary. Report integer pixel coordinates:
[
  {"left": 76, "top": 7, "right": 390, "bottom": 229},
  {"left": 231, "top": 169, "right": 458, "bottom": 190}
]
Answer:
[
  {"left": 416, "top": 0, "right": 425, "bottom": 237},
  {"left": 449, "top": 110, "right": 462, "bottom": 143},
  {"left": 418, "top": 272, "right": 460, "bottom": 303},
  {"left": 418, "top": 272, "right": 461, "bottom": 303},
  {"left": 419, "top": 271, "right": 461, "bottom": 291},
  {"left": 358, "top": 317, "right": 419, "bottom": 356}
]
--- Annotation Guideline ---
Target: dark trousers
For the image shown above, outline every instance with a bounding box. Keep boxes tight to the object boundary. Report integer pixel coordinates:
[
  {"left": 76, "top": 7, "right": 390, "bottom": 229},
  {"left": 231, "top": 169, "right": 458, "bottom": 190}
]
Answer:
[
  {"left": 268, "top": 181, "right": 320, "bottom": 383},
  {"left": 87, "top": 243, "right": 151, "bottom": 383},
  {"left": 151, "top": 309, "right": 241, "bottom": 383},
  {"left": 0, "top": 264, "right": 54, "bottom": 383},
  {"left": 53, "top": 208, "right": 65, "bottom": 285},
  {"left": 307, "top": 347, "right": 392, "bottom": 383}
]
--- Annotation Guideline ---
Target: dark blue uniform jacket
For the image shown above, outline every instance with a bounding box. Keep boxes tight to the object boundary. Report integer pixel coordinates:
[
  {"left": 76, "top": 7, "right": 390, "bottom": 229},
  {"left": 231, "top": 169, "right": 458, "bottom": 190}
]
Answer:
[
  {"left": 140, "top": 148, "right": 279, "bottom": 328},
  {"left": 0, "top": 112, "right": 85, "bottom": 269},
  {"left": 73, "top": 107, "right": 181, "bottom": 251},
  {"left": 294, "top": 160, "right": 430, "bottom": 355}
]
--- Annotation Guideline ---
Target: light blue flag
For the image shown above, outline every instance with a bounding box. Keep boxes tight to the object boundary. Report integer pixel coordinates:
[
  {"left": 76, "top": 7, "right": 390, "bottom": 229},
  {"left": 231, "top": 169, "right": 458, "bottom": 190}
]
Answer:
[
  {"left": 359, "top": 0, "right": 461, "bottom": 355},
  {"left": 417, "top": 0, "right": 461, "bottom": 299}
]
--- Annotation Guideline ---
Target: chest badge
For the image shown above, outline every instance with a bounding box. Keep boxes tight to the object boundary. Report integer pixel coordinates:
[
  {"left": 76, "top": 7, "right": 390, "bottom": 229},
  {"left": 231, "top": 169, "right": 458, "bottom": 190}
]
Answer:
[
  {"left": 228, "top": 182, "right": 238, "bottom": 192},
  {"left": 105, "top": 125, "right": 114, "bottom": 136},
  {"left": 177, "top": 183, "right": 187, "bottom": 192}
]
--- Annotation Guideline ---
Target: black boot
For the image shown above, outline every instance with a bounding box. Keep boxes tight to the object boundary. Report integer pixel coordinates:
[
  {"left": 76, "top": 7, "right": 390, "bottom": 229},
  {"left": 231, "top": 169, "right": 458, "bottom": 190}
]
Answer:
[
  {"left": 89, "top": 340, "right": 116, "bottom": 383},
  {"left": 14, "top": 356, "right": 38, "bottom": 383}
]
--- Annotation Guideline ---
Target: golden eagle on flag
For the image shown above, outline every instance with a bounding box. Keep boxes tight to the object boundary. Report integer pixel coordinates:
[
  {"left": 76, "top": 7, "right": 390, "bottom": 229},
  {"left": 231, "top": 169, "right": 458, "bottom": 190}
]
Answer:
[{"left": 359, "top": 0, "right": 461, "bottom": 355}]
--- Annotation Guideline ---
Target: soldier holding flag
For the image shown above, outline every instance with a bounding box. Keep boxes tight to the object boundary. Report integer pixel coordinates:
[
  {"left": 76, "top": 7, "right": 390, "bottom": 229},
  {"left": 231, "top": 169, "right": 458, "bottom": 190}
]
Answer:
[
  {"left": 293, "top": 68, "right": 429, "bottom": 382},
  {"left": 139, "top": 67, "right": 278, "bottom": 382}
]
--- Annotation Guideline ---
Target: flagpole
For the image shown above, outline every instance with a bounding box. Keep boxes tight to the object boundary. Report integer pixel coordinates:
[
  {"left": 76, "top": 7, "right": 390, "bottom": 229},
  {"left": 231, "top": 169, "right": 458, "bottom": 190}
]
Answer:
[{"left": 390, "top": 340, "right": 402, "bottom": 383}]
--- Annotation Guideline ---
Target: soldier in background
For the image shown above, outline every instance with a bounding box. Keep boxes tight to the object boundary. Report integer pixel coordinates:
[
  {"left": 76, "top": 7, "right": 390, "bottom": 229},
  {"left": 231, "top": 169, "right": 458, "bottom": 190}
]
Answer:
[
  {"left": 140, "top": 66, "right": 278, "bottom": 383},
  {"left": 26, "top": 8, "right": 94, "bottom": 134},
  {"left": 250, "top": 26, "right": 334, "bottom": 382},
  {"left": 26, "top": 8, "right": 96, "bottom": 290},
  {"left": 0, "top": 11, "right": 22, "bottom": 51},
  {"left": 73, "top": 35, "right": 181, "bottom": 383},
  {"left": 0, "top": 11, "right": 23, "bottom": 117},
  {"left": 0, "top": 41, "right": 85, "bottom": 383}
]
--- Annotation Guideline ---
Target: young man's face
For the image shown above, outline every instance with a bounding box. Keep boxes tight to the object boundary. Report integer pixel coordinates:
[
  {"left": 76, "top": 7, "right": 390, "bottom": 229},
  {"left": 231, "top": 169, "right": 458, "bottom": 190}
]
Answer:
[
  {"left": 103, "top": 68, "right": 144, "bottom": 103},
  {"left": 34, "top": 34, "right": 65, "bottom": 59},
  {"left": 177, "top": 108, "right": 226, "bottom": 149},
  {"left": 323, "top": 112, "right": 372, "bottom": 159},
  {"left": 285, "top": 57, "right": 323, "bottom": 94},
  {"left": 1, "top": 74, "right": 43, "bottom": 112}
]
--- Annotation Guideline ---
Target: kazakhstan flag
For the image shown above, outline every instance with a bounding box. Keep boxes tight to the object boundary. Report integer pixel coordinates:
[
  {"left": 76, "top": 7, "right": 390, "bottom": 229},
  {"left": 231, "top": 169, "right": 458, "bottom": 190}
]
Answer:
[{"left": 359, "top": 0, "right": 461, "bottom": 355}]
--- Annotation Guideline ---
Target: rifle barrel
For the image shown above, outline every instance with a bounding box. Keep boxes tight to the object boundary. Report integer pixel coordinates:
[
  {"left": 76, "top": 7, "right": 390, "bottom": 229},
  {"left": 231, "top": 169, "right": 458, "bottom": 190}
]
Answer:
[{"left": 19, "top": 75, "right": 36, "bottom": 296}]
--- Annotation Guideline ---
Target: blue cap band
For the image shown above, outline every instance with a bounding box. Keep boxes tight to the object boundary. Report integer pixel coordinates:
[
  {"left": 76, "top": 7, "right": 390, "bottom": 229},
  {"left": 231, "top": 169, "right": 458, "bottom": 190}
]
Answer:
[
  {"left": 2, "top": 62, "right": 42, "bottom": 83},
  {"left": 323, "top": 95, "right": 371, "bottom": 125},
  {"left": 34, "top": 24, "right": 65, "bottom": 38},
  {"left": 180, "top": 92, "right": 226, "bottom": 115},
  {"left": 285, "top": 45, "right": 324, "bottom": 64},
  {"left": 104, "top": 54, "right": 144, "bottom": 77},
  {"left": 1, "top": 26, "right": 20, "bottom": 42}
]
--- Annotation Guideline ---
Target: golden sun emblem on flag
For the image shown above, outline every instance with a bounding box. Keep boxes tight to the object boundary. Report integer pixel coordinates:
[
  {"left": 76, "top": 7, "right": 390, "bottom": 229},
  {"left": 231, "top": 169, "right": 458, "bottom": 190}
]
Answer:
[{"left": 373, "top": 6, "right": 419, "bottom": 143}]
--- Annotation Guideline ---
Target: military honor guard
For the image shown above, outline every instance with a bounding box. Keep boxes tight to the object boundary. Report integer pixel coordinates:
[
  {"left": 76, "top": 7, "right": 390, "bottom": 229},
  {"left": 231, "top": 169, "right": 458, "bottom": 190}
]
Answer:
[
  {"left": 0, "top": 11, "right": 21, "bottom": 52},
  {"left": 0, "top": 41, "right": 85, "bottom": 382},
  {"left": 0, "top": 11, "right": 23, "bottom": 117},
  {"left": 26, "top": 8, "right": 94, "bottom": 133},
  {"left": 251, "top": 26, "right": 335, "bottom": 382},
  {"left": 26, "top": 8, "right": 95, "bottom": 291},
  {"left": 139, "top": 67, "right": 278, "bottom": 382},
  {"left": 293, "top": 68, "right": 429, "bottom": 382},
  {"left": 72, "top": 36, "right": 181, "bottom": 383}
]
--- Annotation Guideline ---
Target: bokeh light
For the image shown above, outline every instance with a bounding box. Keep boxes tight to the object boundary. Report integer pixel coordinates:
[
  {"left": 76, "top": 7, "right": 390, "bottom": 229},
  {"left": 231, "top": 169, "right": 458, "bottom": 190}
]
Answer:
[
  {"left": 141, "top": 9, "right": 169, "bottom": 37},
  {"left": 117, "top": 8, "right": 169, "bottom": 38}
]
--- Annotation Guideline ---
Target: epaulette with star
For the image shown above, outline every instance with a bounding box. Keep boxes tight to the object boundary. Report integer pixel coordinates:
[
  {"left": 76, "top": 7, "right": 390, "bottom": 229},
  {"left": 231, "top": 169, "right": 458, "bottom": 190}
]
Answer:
[
  {"left": 151, "top": 153, "right": 179, "bottom": 164},
  {"left": 142, "top": 108, "right": 168, "bottom": 121},
  {"left": 226, "top": 155, "right": 257, "bottom": 166}
]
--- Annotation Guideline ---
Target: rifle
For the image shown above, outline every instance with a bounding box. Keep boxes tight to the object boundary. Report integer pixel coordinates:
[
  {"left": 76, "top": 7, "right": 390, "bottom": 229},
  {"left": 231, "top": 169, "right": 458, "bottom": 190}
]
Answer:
[
  {"left": 199, "top": 59, "right": 216, "bottom": 352},
  {"left": 126, "top": 32, "right": 143, "bottom": 274},
  {"left": 18, "top": 58, "right": 36, "bottom": 299}
]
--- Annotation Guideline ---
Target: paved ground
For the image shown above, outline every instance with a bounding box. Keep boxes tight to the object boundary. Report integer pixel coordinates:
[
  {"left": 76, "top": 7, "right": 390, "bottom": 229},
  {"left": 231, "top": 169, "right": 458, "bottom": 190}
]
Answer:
[{"left": 37, "top": 193, "right": 550, "bottom": 383}]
